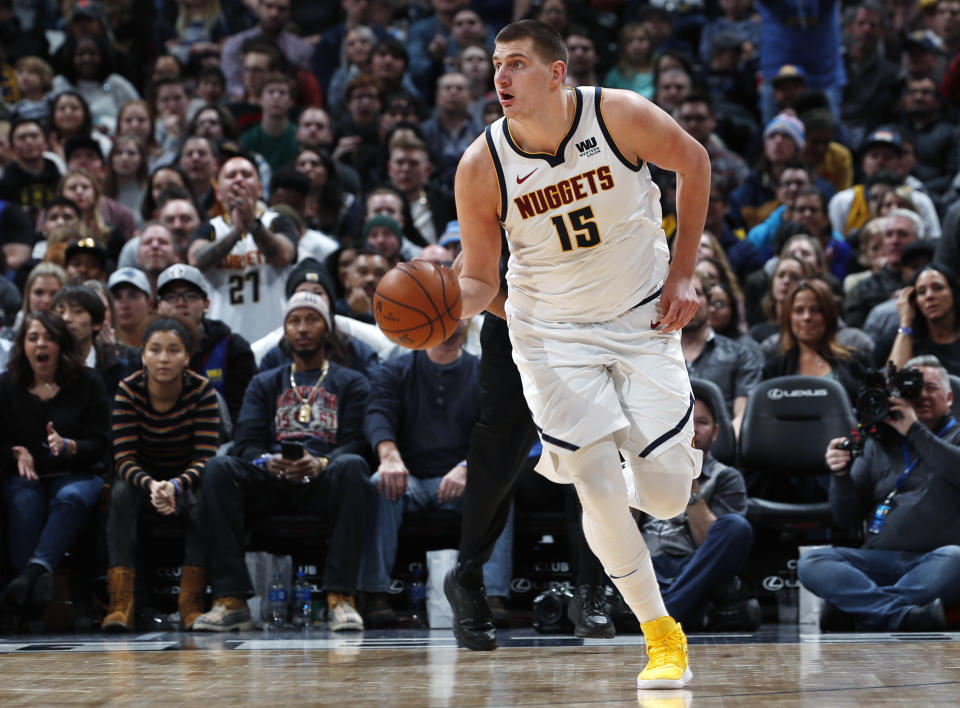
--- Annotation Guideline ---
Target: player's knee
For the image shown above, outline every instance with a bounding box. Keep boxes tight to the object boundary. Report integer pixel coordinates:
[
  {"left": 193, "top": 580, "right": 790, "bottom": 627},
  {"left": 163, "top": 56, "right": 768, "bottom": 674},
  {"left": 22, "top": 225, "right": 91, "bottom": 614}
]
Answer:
[{"left": 636, "top": 444, "right": 699, "bottom": 519}]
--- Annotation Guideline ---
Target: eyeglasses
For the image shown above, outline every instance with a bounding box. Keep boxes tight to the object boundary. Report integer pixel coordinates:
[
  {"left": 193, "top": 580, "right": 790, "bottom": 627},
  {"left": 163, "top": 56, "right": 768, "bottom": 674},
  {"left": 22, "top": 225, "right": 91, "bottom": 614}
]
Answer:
[
  {"left": 779, "top": 179, "right": 809, "bottom": 189},
  {"left": 159, "top": 290, "right": 203, "bottom": 304}
]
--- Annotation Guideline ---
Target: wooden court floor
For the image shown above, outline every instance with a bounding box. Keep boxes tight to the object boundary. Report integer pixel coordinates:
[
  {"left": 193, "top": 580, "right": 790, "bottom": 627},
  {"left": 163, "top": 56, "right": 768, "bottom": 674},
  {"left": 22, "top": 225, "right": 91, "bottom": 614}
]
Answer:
[{"left": 0, "top": 627, "right": 958, "bottom": 706}]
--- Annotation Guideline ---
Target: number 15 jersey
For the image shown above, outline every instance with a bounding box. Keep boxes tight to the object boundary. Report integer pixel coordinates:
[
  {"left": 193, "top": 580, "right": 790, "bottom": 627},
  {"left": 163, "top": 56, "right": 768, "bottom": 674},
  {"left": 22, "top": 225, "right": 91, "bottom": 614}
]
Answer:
[{"left": 485, "top": 86, "right": 669, "bottom": 323}]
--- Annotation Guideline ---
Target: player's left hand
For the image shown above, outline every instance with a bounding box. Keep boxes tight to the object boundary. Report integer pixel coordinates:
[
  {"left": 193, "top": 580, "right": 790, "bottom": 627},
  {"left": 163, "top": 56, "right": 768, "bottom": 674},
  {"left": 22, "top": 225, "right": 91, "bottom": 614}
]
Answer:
[
  {"left": 437, "top": 464, "right": 466, "bottom": 504},
  {"left": 885, "top": 397, "right": 918, "bottom": 436},
  {"left": 655, "top": 273, "right": 699, "bottom": 333}
]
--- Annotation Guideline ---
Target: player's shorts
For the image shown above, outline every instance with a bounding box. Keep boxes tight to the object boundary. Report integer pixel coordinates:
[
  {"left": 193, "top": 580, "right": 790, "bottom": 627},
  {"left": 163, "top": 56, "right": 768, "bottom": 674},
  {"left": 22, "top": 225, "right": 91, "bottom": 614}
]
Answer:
[{"left": 506, "top": 289, "right": 696, "bottom": 482}]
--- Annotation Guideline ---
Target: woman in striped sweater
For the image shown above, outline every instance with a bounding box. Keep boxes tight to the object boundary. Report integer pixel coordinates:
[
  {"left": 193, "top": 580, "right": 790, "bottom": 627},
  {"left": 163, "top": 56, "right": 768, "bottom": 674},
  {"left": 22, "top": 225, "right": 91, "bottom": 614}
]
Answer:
[{"left": 103, "top": 318, "right": 220, "bottom": 632}]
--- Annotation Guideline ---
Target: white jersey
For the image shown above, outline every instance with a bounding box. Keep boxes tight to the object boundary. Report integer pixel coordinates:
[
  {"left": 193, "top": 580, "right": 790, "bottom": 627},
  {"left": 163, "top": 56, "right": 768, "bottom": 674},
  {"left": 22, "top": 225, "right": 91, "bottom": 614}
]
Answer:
[
  {"left": 486, "top": 86, "right": 669, "bottom": 322},
  {"left": 203, "top": 208, "right": 293, "bottom": 342}
]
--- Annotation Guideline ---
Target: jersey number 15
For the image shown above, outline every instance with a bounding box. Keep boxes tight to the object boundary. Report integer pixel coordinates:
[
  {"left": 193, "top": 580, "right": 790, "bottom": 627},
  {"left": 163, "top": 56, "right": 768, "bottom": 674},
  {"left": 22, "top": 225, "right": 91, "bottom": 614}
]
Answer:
[{"left": 550, "top": 206, "right": 601, "bottom": 252}]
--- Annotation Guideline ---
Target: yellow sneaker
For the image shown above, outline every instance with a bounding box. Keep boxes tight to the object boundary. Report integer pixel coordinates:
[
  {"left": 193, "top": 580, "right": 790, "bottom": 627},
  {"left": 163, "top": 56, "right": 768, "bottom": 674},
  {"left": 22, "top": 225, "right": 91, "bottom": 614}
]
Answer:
[
  {"left": 637, "top": 616, "right": 692, "bottom": 689},
  {"left": 328, "top": 593, "right": 364, "bottom": 632}
]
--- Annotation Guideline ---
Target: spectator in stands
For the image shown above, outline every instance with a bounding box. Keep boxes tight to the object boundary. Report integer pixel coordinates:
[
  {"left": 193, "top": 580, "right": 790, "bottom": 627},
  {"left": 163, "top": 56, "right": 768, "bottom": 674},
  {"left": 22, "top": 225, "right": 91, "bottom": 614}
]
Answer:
[
  {"left": 48, "top": 91, "right": 111, "bottom": 161},
  {"left": 193, "top": 292, "right": 371, "bottom": 632},
  {"left": 333, "top": 74, "right": 385, "bottom": 192},
  {"left": 370, "top": 36, "right": 420, "bottom": 103},
  {"left": 842, "top": 1, "right": 900, "bottom": 146},
  {"left": 134, "top": 222, "right": 181, "bottom": 293},
  {"left": 187, "top": 155, "right": 296, "bottom": 343},
  {"left": 57, "top": 167, "right": 122, "bottom": 260},
  {"left": 804, "top": 355, "right": 960, "bottom": 632},
  {"left": 897, "top": 75, "right": 959, "bottom": 198},
  {"left": 677, "top": 94, "right": 749, "bottom": 194},
  {"left": 698, "top": 0, "right": 761, "bottom": 65},
  {"left": 420, "top": 71, "right": 481, "bottom": 189},
  {"left": 0, "top": 117, "right": 62, "bottom": 221},
  {"left": 64, "top": 237, "right": 107, "bottom": 284},
  {"left": 879, "top": 264, "right": 960, "bottom": 375},
  {"left": 639, "top": 390, "right": 759, "bottom": 631},
  {"left": 155, "top": 263, "right": 257, "bottom": 426},
  {"left": 326, "top": 24, "right": 376, "bottom": 116},
  {"left": 292, "top": 148, "right": 361, "bottom": 240},
  {"left": 15, "top": 263, "right": 67, "bottom": 332},
  {"left": 0, "top": 199, "right": 34, "bottom": 273},
  {"left": 51, "top": 284, "right": 137, "bottom": 396},
  {"left": 121, "top": 187, "right": 199, "bottom": 269},
  {"left": 11, "top": 55, "right": 54, "bottom": 123},
  {"left": 762, "top": 278, "right": 865, "bottom": 404},
  {"left": 748, "top": 255, "right": 814, "bottom": 337},
  {"left": 562, "top": 27, "right": 598, "bottom": 88},
  {"left": 386, "top": 132, "right": 455, "bottom": 246},
  {"left": 140, "top": 165, "right": 190, "bottom": 223},
  {"left": 791, "top": 187, "right": 854, "bottom": 281},
  {"left": 64, "top": 136, "right": 137, "bottom": 245},
  {"left": 653, "top": 66, "right": 692, "bottom": 115},
  {"left": 109, "top": 267, "right": 154, "bottom": 348},
  {"left": 152, "top": 76, "right": 192, "bottom": 161},
  {"left": 744, "top": 162, "right": 814, "bottom": 257},
  {"left": 268, "top": 167, "right": 337, "bottom": 256},
  {"left": 240, "top": 72, "right": 298, "bottom": 171},
  {"left": 52, "top": 33, "right": 139, "bottom": 134},
  {"left": 177, "top": 136, "right": 221, "bottom": 212},
  {"left": 603, "top": 23, "right": 655, "bottom": 99},
  {"left": 359, "top": 318, "right": 514, "bottom": 627},
  {"left": 220, "top": 0, "right": 312, "bottom": 101},
  {"left": 935, "top": 0, "right": 960, "bottom": 55},
  {"left": 312, "top": 0, "right": 385, "bottom": 96},
  {"left": 362, "top": 214, "right": 408, "bottom": 268},
  {"left": 407, "top": 0, "right": 483, "bottom": 98},
  {"left": 845, "top": 209, "right": 923, "bottom": 328},
  {"left": 0, "top": 311, "right": 109, "bottom": 615},
  {"left": 337, "top": 248, "right": 389, "bottom": 325},
  {"left": 702, "top": 180, "right": 764, "bottom": 284},
  {"left": 801, "top": 108, "right": 853, "bottom": 194},
  {"left": 117, "top": 102, "right": 162, "bottom": 174},
  {"left": 296, "top": 106, "right": 363, "bottom": 195},
  {"left": 829, "top": 130, "right": 941, "bottom": 240},
  {"left": 254, "top": 258, "right": 379, "bottom": 375},
  {"left": 103, "top": 317, "right": 220, "bottom": 632},
  {"left": 103, "top": 136, "right": 148, "bottom": 223},
  {"left": 682, "top": 273, "right": 761, "bottom": 436},
  {"left": 768, "top": 64, "right": 808, "bottom": 116}
]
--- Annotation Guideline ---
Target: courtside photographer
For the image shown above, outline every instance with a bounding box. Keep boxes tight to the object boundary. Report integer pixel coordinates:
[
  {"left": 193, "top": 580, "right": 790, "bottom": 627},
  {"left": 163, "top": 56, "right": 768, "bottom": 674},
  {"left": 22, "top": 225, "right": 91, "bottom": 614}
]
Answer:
[{"left": 797, "top": 355, "right": 960, "bottom": 631}]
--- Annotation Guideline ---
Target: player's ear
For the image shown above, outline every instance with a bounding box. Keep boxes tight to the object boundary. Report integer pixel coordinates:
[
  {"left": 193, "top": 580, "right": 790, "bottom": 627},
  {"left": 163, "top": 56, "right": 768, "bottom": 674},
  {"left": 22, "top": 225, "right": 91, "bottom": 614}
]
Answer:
[{"left": 551, "top": 60, "right": 567, "bottom": 86}]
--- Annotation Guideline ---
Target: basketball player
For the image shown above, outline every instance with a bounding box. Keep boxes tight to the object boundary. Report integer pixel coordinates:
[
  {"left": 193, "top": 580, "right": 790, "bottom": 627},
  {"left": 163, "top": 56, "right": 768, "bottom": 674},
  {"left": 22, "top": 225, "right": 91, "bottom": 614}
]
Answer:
[{"left": 446, "top": 20, "right": 710, "bottom": 690}]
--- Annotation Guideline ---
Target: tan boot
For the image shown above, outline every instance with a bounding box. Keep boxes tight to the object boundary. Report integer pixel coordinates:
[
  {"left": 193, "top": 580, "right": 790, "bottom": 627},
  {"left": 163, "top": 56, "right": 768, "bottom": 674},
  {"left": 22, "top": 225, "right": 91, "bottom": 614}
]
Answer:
[
  {"left": 102, "top": 567, "right": 135, "bottom": 632},
  {"left": 178, "top": 566, "right": 207, "bottom": 630}
]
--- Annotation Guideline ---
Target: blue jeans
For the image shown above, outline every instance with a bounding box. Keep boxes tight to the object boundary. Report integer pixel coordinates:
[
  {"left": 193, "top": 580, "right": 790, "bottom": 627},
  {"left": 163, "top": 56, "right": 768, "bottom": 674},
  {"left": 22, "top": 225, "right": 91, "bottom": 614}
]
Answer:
[
  {"left": 0, "top": 473, "right": 104, "bottom": 573},
  {"left": 797, "top": 545, "right": 960, "bottom": 629},
  {"left": 651, "top": 513, "right": 754, "bottom": 625},
  {"left": 359, "top": 473, "right": 514, "bottom": 597}
]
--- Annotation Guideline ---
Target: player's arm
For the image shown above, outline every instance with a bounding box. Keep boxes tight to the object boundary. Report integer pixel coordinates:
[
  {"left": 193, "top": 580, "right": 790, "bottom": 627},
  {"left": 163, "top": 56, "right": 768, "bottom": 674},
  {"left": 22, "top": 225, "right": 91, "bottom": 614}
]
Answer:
[
  {"left": 454, "top": 134, "right": 504, "bottom": 319},
  {"left": 600, "top": 89, "right": 710, "bottom": 332}
]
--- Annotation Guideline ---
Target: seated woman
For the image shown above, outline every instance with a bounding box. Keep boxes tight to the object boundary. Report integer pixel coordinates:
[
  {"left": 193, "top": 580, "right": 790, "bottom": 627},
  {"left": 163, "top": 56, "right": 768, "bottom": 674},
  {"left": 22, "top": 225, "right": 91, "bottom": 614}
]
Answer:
[
  {"left": 878, "top": 264, "right": 960, "bottom": 376},
  {"left": 748, "top": 256, "right": 814, "bottom": 342},
  {"left": 707, "top": 280, "right": 764, "bottom": 366},
  {"left": 0, "top": 312, "right": 109, "bottom": 614},
  {"left": 762, "top": 278, "right": 865, "bottom": 406},
  {"left": 104, "top": 317, "right": 220, "bottom": 632}
]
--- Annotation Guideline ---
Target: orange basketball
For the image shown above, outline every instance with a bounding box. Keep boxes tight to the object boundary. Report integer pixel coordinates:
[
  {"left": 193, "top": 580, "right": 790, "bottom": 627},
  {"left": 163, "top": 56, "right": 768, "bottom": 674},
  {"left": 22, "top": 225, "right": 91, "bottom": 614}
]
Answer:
[{"left": 374, "top": 261, "right": 463, "bottom": 349}]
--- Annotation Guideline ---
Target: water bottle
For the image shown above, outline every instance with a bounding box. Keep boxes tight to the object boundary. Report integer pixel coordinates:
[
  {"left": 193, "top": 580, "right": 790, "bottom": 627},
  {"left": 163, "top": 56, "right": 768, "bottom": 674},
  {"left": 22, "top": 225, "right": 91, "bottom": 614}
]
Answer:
[
  {"left": 408, "top": 567, "right": 427, "bottom": 627},
  {"left": 268, "top": 573, "right": 287, "bottom": 629},
  {"left": 293, "top": 571, "right": 313, "bottom": 629}
]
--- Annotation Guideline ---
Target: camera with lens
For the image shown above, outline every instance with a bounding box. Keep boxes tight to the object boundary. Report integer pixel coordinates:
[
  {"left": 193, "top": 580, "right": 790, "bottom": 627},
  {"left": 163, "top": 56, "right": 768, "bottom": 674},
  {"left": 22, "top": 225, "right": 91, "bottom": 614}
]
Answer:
[
  {"left": 531, "top": 585, "right": 574, "bottom": 634},
  {"left": 852, "top": 362, "right": 924, "bottom": 427}
]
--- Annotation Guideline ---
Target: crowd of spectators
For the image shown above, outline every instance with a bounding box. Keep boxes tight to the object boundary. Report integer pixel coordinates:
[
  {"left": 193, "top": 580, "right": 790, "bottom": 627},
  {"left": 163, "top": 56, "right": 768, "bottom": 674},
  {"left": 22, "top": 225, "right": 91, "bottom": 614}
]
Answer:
[{"left": 0, "top": 0, "right": 959, "bottom": 634}]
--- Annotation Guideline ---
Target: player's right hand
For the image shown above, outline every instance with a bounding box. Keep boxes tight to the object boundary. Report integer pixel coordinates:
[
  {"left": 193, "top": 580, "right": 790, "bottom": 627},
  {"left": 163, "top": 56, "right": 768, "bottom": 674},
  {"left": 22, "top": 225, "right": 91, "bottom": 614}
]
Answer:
[{"left": 656, "top": 273, "right": 699, "bottom": 332}]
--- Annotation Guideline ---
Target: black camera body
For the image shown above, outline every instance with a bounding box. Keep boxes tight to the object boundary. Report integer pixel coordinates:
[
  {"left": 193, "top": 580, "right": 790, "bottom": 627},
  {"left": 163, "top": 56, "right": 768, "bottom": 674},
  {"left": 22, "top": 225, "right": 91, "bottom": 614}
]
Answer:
[
  {"left": 853, "top": 362, "right": 924, "bottom": 427},
  {"left": 531, "top": 586, "right": 574, "bottom": 634}
]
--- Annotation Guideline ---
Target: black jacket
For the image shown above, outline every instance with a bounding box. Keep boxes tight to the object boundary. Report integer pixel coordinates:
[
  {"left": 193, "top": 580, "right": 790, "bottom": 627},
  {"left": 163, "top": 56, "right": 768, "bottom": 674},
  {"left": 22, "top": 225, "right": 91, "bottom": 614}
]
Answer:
[{"left": 191, "top": 318, "right": 256, "bottom": 426}]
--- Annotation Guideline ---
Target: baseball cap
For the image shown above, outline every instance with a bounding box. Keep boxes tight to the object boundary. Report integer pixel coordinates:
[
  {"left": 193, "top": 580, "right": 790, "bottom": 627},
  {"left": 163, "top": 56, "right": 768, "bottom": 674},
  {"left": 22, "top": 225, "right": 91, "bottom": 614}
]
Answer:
[
  {"left": 763, "top": 113, "right": 805, "bottom": 150},
  {"left": 772, "top": 64, "right": 808, "bottom": 88},
  {"left": 283, "top": 291, "right": 332, "bottom": 331},
  {"left": 157, "top": 263, "right": 209, "bottom": 297},
  {"left": 904, "top": 29, "right": 944, "bottom": 53},
  {"left": 64, "top": 135, "right": 103, "bottom": 163},
  {"left": 285, "top": 258, "right": 336, "bottom": 300},
  {"left": 861, "top": 128, "right": 903, "bottom": 156},
  {"left": 108, "top": 267, "right": 151, "bottom": 296},
  {"left": 65, "top": 237, "right": 107, "bottom": 267}
]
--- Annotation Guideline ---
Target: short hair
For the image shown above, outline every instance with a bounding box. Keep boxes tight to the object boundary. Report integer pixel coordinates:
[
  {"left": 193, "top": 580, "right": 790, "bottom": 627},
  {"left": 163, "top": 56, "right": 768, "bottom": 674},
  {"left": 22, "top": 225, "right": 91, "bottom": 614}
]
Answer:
[
  {"left": 886, "top": 207, "right": 924, "bottom": 238},
  {"left": 679, "top": 92, "right": 713, "bottom": 113},
  {"left": 372, "top": 35, "right": 409, "bottom": 64},
  {"left": 345, "top": 73, "right": 384, "bottom": 101},
  {"left": 904, "top": 354, "right": 952, "bottom": 394},
  {"left": 260, "top": 71, "right": 295, "bottom": 94},
  {"left": 197, "top": 65, "right": 226, "bottom": 86},
  {"left": 270, "top": 167, "right": 311, "bottom": 196},
  {"left": 142, "top": 316, "right": 198, "bottom": 357},
  {"left": 240, "top": 36, "right": 283, "bottom": 64},
  {"left": 14, "top": 56, "right": 54, "bottom": 92},
  {"left": 495, "top": 20, "right": 569, "bottom": 65},
  {"left": 152, "top": 75, "right": 187, "bottom": 95},
  {"left": 51, "top": 284, "right": 106, "bottom": 325},
  {"left": 10, "top": 115, "right": 47, "bottom": 141}
]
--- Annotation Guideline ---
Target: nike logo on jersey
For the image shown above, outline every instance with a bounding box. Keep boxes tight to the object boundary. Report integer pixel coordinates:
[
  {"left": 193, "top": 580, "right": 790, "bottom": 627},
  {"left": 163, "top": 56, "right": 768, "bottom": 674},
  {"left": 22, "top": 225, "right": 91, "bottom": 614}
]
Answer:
[{"left": 516, "top": 169, "right": 537, "bottom": 184}]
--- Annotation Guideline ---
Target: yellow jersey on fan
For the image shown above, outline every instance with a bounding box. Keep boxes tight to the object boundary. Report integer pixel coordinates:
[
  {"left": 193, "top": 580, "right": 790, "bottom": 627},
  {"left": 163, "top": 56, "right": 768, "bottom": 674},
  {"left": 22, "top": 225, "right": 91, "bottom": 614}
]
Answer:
[{"left": 485, "top": 86, "right": 669, "bottom": 323}]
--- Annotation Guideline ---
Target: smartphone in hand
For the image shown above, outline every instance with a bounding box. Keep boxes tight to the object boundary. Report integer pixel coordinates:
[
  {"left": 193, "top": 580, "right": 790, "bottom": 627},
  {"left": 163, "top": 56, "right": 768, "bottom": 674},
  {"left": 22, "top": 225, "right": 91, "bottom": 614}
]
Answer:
[{"left": 281, "top": 441, "right": 304, "bottom": 460}]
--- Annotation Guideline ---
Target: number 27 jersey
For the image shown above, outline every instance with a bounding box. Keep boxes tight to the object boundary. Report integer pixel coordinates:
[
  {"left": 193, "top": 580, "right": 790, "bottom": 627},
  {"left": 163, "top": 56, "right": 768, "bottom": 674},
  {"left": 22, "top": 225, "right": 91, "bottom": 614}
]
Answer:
[{"left": 485, "top": 86, "right": 669, "bottom": 323}]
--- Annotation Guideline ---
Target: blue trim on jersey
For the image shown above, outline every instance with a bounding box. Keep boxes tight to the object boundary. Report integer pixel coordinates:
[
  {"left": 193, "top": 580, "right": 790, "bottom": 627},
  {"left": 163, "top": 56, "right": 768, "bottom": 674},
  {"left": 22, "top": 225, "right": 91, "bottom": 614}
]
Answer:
[
  {"left": 594, "top": 87, "right": 643, "bottom": 173},
  {"left": 484, "top": 124, "right": 508, "bottom": 219},
  {"left": 638, "top": 393, "right": 695, "bottom": 458},
  {"left": 502, "top": 87, "right": 583, "bottom": 167},
  {"left": 635, "top": 286, "right": 663, "bottom": 309},
  {"left": 536, "top": 424, "right": 581, "bottom": 452}
]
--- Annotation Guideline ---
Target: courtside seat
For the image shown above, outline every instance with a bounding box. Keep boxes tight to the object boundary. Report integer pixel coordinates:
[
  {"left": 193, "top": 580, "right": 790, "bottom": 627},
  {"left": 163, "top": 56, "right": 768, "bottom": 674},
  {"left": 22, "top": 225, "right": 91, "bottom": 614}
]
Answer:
[
  {"left": 740, "top": 376, "right": 856, "bottom": 530},
  {"left": 691, "top": 377, "right": 736, "bottom": 466}
]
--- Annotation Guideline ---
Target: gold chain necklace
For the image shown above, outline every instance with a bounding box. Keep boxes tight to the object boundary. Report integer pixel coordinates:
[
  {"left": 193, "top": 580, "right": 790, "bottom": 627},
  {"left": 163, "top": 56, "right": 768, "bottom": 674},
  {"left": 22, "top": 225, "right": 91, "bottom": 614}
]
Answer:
[{"left": 290, "top": 360, "right": 330, "bottom": 423}]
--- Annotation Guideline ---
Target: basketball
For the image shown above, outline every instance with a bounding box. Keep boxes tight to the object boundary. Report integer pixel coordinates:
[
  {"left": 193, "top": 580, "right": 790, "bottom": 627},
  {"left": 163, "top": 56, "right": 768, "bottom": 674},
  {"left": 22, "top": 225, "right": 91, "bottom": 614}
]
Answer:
[{"left": 373, "top": 261, "right": 463, "bottom": 349}]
